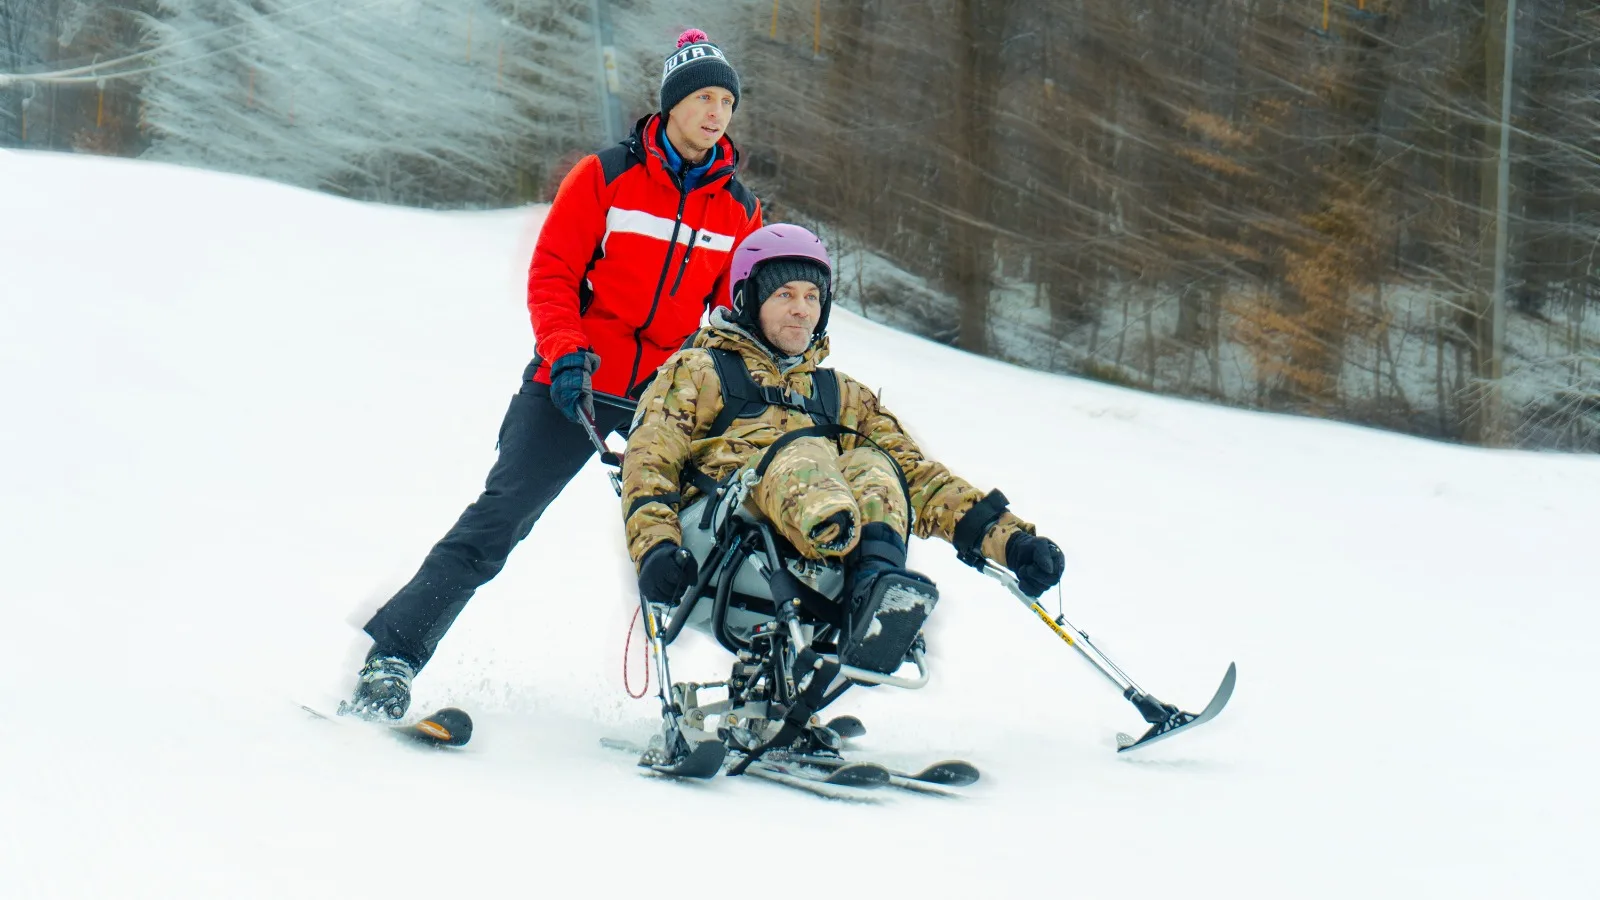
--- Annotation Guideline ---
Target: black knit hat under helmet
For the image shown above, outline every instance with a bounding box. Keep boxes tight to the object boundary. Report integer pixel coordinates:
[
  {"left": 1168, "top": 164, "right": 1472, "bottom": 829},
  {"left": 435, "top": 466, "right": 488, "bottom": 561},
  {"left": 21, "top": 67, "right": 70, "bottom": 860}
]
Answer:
[
  {"left": 736, "top": 257, "right": 833, "bottom": 339},
  {"left": 659, "top": 29, "right": 741, "bottom": 115}
]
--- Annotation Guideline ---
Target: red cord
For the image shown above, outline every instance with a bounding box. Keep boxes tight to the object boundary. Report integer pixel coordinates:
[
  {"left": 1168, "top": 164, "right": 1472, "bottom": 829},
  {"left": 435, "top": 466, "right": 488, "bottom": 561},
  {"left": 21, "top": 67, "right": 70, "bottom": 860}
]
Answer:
[{"left": 623, "top": 606, "right": 650, "bottom": 699}]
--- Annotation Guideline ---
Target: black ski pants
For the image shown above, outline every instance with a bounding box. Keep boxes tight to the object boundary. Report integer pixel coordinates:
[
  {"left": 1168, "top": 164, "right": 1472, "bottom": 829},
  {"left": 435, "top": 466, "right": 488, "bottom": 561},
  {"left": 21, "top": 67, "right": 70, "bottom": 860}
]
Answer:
[{"left": 363, "top": 359, "right": 631, "bottom": 670}]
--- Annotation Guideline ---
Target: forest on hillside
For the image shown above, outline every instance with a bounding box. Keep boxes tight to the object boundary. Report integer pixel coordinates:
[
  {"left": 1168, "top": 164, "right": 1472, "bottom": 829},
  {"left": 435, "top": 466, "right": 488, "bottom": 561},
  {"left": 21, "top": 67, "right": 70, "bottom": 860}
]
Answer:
[{"left": 5, "top": 1, "right": 1597, "bottom": 449}]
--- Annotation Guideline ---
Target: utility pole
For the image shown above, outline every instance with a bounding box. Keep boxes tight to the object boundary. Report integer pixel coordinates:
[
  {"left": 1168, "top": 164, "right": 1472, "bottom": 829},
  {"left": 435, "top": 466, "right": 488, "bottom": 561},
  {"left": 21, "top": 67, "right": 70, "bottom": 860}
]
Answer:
[
  {"left": 589, "top": 0, "right": 626, "bottom": 145},
  {"left": 1474, "top": 0, "right": 1516, "bottom": 444},
  {"left": 1487, "top": 0, "right": 1517, "bottom": 440}
]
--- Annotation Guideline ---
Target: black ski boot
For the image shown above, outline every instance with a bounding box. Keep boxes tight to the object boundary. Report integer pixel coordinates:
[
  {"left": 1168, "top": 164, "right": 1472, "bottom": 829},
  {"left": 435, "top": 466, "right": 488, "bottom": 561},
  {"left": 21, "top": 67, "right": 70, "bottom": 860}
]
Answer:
[
  {"left": 843, "top": 523, "right": 938, "bottom": 674},
  {"left": 341, "top": 650, "right": 417, "bottom": 721}
]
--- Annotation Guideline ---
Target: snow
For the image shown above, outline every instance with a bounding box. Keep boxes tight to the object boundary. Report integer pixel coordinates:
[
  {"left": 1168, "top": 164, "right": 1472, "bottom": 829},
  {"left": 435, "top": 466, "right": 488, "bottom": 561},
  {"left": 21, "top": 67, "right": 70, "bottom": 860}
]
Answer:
[{"left": 4, "top": 149, "right": 1600, "bottom": 898}]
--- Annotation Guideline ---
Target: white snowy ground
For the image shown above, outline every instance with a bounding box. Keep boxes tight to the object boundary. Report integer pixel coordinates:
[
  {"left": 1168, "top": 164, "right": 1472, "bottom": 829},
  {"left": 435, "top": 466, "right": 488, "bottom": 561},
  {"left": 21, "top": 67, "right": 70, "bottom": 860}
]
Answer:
[{"left": 3, "top": 151, "right": 1599, "bottom": 899}]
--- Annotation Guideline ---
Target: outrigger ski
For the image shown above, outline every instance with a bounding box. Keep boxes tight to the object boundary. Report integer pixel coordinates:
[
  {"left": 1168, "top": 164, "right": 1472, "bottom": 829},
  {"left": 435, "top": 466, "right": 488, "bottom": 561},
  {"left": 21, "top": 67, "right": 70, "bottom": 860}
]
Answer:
[
  {"left": 984, "top": 563, "right": 1236, "bottom": 756},
  {"left": 1114, "top": 662, "right": 1236, "bottom": 754},
  {"left": 301, "top": 703, "right": 473, "bottom": 748}
]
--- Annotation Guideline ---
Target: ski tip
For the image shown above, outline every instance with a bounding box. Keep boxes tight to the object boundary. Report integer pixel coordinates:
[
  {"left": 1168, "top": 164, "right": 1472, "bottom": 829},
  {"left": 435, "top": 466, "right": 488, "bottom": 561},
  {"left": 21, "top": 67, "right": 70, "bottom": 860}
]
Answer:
[
  {"left": 415, "top": 707, "right": 473, "bottom": 746},
  {"left": 911, "top": 760, "right": 980, "bottom": 786},
  {"left": 823, "top": 762, "right": 892, "bottom": 788},
  {"left": 1209, "top": 663, "right": 1238, "bottom": 716},
  {"left": 1115, "top": 732, "right": 1136, "bottom": 750},
  {"left": 647, "top": 739, "right": 728, "bottom": 779},
  {"left": 824, "top": 714, "right": 867, "bottom": 740}
]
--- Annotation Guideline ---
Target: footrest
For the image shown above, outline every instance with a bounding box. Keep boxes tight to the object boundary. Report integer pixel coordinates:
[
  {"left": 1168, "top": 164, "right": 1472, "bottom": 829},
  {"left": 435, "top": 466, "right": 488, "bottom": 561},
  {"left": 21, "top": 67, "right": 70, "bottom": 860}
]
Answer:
[{"left": 848, "top": 574, "right": 937, "bottom": 674}]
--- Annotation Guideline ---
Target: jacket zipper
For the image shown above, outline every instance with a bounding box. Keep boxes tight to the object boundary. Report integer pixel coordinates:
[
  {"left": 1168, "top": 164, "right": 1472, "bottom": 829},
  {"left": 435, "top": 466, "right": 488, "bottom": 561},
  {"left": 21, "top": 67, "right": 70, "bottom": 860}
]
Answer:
[
  {"left": 629, "top": 182, "right": 689, "bottom": 390},
  {"left": 670, "top": 226, "right": 698, "bottom": 296},
  {"left": 671, "top": 161, "right": 724, "bottom": 297}
]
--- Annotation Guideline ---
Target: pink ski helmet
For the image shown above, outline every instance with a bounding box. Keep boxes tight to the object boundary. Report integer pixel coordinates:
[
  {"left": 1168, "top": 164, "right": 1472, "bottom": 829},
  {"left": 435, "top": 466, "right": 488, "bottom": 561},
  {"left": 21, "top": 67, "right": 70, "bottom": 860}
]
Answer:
[{"left": 728, "top": 224, "right": 834, "bottom": 340}]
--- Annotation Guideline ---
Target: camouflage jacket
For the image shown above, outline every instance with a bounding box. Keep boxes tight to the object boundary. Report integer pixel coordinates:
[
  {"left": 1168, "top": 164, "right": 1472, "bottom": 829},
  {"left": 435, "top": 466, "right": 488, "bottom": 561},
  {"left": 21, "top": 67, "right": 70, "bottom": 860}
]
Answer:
[{"left": 620, "top": 313, "right": 1033, "bottom": 568}]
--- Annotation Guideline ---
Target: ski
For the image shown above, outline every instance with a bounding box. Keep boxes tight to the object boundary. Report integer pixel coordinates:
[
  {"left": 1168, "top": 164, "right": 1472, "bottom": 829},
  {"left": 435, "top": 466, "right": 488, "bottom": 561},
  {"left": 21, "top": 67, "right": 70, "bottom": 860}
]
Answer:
[
  {"left": 651, "top": 738, "right": 729, "bottom": 778},
  {"left": 599, "top": 736, "right": 727, "bottom": 779},
  {"left": 300, "top": 704, "right": 473, "bottom": 748},
  {"left": 823, "top": 714, "right": 866, "bottom": 740},
  {"left": 782, "top": 753, "right": 978, "bottom": 795},
  {"left": 795, "top": 753, "right": 979, "bottom": 786},
  {"left": 1115, "top": 662, "right": 1236, "bottom": 754},
  {"left": 754, "top": 757, "right": 891, "bottom": 787},
  {"left": 601, "top": 737, "right": 894, "bottom": 800},
  {"left": 740, "top": 758, "right": 890, "bottom": 802}
]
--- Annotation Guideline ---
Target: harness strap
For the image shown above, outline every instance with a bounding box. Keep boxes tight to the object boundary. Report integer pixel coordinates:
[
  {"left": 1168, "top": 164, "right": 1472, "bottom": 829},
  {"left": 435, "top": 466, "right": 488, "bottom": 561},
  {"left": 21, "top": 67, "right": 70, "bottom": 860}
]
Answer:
[
  {"left": 683, "top": 348, "right": 842, "bottom": 515},
  {"left": 625, "top": 492, "right": 681, "bottom": 520},
  {"left": 751, "top": 423, "right": 913, "bottom": 523},
  {"left": 708, "top": 348, "right": 839, "bottom": 437}
]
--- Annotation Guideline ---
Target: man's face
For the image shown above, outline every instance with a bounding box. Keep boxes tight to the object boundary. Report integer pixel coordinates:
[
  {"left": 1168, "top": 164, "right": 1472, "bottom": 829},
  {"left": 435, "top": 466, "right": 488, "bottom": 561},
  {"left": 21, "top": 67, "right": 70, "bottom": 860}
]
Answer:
[
  {"left": 664, "top": 87, "right": 735, "bottom": 159},
  {"left": 757, "top": 281, "right": 823, "bottom": 356}
]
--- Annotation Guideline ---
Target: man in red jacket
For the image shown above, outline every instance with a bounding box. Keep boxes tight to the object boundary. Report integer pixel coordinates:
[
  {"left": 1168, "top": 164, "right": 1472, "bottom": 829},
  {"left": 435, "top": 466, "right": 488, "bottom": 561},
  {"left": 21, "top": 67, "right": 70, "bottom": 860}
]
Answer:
[{"left": 348, "top": 29, "right": 763, "bottom": 720}]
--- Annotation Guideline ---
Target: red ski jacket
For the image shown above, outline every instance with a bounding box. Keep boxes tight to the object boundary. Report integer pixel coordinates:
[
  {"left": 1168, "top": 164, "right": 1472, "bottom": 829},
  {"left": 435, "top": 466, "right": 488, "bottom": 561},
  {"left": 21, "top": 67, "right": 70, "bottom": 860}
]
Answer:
[{"left": 526, "top": 115, "right": 763, "bottom": 397}]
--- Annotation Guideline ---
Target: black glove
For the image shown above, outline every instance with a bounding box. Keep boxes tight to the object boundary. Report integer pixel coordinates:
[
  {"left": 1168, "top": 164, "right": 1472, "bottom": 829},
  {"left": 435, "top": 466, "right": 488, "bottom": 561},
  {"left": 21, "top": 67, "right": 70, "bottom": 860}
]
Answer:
[
  {"left": 637, "top": 542, "right": 699, "bottom": 606},
  {"left": 549, "top": 350, "right": 599, "bottom": 423},
  {"left": 1005, "top": 532, "right": 1065, "bottom": 598}
]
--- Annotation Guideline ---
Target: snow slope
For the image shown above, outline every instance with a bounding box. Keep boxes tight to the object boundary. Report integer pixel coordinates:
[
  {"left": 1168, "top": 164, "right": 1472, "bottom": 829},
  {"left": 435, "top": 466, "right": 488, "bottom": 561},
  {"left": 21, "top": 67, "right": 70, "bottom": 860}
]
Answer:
[{"left": 3, "top": 151, "right": 1598, "bottom": 899}]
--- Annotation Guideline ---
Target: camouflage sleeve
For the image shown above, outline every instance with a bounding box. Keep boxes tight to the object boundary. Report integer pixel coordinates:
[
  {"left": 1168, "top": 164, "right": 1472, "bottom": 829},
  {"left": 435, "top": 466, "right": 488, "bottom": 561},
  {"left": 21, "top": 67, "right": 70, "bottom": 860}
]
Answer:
[
  {"left": 620, "top": 350, "right": 718, "bottom": 568},
  {"left": 840, "top": 376, "right": 1034, "bottom": 564}
]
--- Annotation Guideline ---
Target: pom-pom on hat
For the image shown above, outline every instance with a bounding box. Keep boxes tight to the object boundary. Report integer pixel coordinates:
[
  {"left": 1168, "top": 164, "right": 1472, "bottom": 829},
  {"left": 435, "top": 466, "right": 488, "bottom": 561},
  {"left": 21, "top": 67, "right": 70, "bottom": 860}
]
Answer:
[{"left": 659, "top": 28, "right": 741, "bottom": 115}]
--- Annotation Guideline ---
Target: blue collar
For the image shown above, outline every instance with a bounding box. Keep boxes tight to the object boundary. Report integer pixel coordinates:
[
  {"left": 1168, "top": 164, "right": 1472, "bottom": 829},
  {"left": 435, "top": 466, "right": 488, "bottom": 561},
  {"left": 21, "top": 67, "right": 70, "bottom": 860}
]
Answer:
[{"left": 660, "top": 128, "right": 719, "bottom": 192}]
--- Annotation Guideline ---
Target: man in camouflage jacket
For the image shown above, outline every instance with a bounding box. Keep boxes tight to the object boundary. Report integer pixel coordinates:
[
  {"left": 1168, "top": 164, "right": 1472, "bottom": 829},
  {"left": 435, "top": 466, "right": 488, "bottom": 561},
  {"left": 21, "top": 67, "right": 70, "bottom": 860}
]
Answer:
[{"left": 620, "top": 224, "right": 1065, "bottom": 670}]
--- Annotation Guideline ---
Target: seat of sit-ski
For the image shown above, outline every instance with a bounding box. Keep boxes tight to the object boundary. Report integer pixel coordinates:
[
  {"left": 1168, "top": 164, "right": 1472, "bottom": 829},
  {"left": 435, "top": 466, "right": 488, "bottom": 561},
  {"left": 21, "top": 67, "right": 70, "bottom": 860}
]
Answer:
[
  {"left": 671, "top": 492, "right": 933, "bottom": 687},
  {"left": 675, "top": 492, "right": 848, "bottom": 641}
]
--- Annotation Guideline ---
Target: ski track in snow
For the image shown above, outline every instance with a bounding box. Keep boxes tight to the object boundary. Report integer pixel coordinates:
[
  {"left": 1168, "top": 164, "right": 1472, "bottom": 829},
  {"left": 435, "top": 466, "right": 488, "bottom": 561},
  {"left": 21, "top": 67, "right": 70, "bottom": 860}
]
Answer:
[{"left": 3, "top": 150, "right": 1599, "bottom": 899}]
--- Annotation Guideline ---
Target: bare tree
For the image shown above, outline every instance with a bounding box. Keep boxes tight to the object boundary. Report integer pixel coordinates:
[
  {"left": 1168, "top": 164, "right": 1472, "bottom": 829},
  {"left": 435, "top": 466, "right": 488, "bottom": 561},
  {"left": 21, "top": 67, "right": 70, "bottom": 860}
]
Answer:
[{"left": 0, "top": 0, "right": 64, "bottom": 146}]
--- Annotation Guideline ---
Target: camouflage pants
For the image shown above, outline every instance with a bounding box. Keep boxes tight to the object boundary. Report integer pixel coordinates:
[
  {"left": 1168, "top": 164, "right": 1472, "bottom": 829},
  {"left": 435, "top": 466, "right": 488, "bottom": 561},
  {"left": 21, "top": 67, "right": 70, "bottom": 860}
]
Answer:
[{"left": 745, "top": 437, "right": 907, "bottom": 559}]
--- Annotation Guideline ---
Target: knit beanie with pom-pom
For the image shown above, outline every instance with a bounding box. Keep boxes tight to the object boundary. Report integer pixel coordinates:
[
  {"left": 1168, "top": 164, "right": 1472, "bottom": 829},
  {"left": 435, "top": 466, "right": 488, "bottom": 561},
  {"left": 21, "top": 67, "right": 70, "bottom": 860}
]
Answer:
[{"left": 659, "top": 28, "right": 741, "bottom": 114}]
